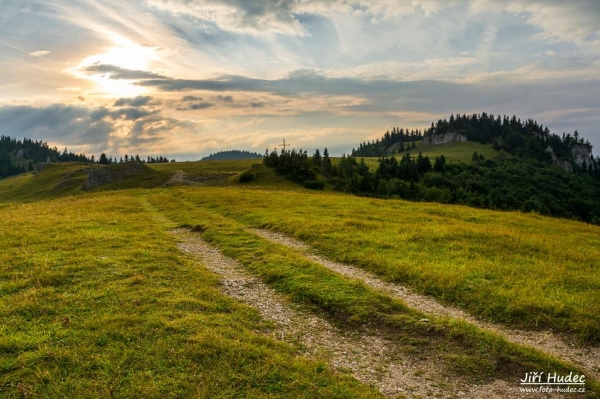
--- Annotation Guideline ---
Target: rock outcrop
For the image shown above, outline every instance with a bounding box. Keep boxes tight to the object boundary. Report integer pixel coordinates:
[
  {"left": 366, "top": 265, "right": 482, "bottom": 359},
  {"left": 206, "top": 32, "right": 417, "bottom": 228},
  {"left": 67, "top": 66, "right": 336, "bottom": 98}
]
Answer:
[
  {"left": 15, "top": 149, "right": 27, "bottom": 160},
  {"left": 545, "top": 146, "right": 573, "bottom": 173},
  {"left": 82, "top": 163, "right": 145, "bottom": 191},
  {"left": 422, "top": 132, "right": 468, "bottom": 145},
  {"left": 572, "top": 144, "right": 592, "bottom": 168}
]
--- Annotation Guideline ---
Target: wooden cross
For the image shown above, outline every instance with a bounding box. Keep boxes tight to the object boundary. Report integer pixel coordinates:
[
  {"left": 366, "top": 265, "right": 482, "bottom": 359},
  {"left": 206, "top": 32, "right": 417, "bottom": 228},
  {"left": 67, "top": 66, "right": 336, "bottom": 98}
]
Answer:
[{"left": 278, "top": 139, "right": 290, "bottom": 151}]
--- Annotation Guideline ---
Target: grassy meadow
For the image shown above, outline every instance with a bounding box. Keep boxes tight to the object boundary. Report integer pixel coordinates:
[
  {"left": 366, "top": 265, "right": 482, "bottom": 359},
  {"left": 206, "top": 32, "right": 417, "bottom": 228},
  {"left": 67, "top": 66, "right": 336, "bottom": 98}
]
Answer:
[
  {"left": 357, "top": 141, "right": 501, "bottom": 170},
  {"left": 1, "top": 159, "right": 599, "bottom": 397},
  {"left": 0, "top": 192, "right": 379, "bottom": 398},
  {"left": 166, "top": 186, "right": 600, "bottom": 342}
]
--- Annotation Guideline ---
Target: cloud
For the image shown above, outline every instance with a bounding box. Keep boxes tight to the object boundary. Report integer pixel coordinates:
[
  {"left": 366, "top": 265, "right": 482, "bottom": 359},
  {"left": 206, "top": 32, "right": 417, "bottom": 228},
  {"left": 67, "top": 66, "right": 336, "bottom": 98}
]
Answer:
[
  {"left": 114, "top": 96, "right": 152, "bottom": 107},
  {"left": 470, "top": 0, "right": 600, "bottom": 45},
  {"left": 176, "top": 102, "right": 214, "bottom": 111},
  {"left": 30, "top": 50, "right": 51, "bottom": 57},
  {"left": 110, "top": 107, "right": 156, "bottom": 120},
  {"left": 146, "top": 0, "right": 306, "bottom": 35},
  {"left": 211, "top": 95, "right": 234, "bottom": 102},
  {"left": 189, "top": 102, "right": 214, "bottom": 110},
  {"left": 181, "top": 95, "right": 203, "bottom": 102},
  {"left": 0, "top": 105, "right": 112, "bottom": 146},
  {"left": 83, "top": 64, "right": 167, "bottom": 80},
  {"left": 0, "top": 103, "right": 169, "bottom": 155}
]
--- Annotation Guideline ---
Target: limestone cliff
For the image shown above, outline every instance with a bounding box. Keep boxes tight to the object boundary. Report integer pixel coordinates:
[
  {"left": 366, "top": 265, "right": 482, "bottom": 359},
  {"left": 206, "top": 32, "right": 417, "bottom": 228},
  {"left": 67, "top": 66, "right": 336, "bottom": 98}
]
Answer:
[
  {"left": 544, "top": 146, "right": 573, "bottom": 173},
  {"left": 422, "top": 132, "right": 468, "bottom": 145},
  {"left": 572, "top": 144, "right": 593, "bottom": 168}
]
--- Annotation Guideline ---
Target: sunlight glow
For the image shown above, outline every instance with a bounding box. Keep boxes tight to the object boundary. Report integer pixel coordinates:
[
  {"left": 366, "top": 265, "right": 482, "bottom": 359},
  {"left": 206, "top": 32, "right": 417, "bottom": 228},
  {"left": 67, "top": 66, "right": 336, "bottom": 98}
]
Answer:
[{"left": 71, "top": 33, "right": 157, "bottom": 98}]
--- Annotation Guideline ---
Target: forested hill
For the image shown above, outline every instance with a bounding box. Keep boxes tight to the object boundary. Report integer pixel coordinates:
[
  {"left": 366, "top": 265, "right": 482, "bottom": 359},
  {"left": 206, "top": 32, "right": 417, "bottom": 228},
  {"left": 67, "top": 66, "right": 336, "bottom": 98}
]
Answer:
[
  {"left": 265, "top": 113, "right": 600, "bottom": 224},
  {"left": 0, "top": 136, "right": 91, "bottom": 179},
  {"left": 201, "top": 150, "right": 262, "bottom": 161},
  {"left": 424, "top": 113, "right": 592, "bottom": 165},
  {"left": 1, "top": 135, "right": 91, "bottom": 164},
  {"left": 353, "top": 113, "right": 594, "bottom": 172}
]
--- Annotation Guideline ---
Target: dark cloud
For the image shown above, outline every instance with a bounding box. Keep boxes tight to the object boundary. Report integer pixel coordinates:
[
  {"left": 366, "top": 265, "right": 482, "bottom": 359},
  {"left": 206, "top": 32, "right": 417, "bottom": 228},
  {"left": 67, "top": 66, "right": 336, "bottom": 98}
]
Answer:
[
  {"left": 176, "top": 102, "right": 214, "bottom": 111},
  {"left": 0, "top": 105, "right": 112, "bottom": 145},
  {"left": 0, "top": 104, "right": 171, "bottom": 154},
  {"left": 90, "top": 107, "right": 110, "bottom": 121},
  {"left": 250, "top": 102, "right": 266, "bottom": 108},
  {"left": 212, "top": 95, "right": 234, "bottom": 102},
  {"left": 153, "top": 0, "right": 300, "bottom": 32},
  {"left": 84, "top": 64, "right": 167, "bottom": 80},
  {"left": 110, "top": 107, "right": 156, "bottom": 121},
  {"left": 221, "top": 0, "right": 297, "bottom": 30},
  {"left": 125, "top": 117, "right": 184, "bottom": 147},
  {"left": 114, "top": 96, "right": 152, "bottom": 107},
  {"left": 136, "top": 68, "right": 600, "bottom": 119},
  {"left": 190, "top": 102, "right": 213, "bottom": 110},
  {"left": 181, "top": 95, "right": 203, "bottom": 102},
  {"left": 137, "top": 69, "right": 455, "bottom": 97}
]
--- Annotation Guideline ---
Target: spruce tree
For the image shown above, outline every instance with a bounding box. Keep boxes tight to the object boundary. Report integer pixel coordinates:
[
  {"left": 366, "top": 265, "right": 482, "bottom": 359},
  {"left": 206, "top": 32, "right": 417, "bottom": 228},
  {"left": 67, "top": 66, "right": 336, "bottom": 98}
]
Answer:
[
  {"left": 323, "top": 148, "right": 332, "bottom": 173},
  {"left": 312, "top": 149, "right": 322, "bottom": 167}
]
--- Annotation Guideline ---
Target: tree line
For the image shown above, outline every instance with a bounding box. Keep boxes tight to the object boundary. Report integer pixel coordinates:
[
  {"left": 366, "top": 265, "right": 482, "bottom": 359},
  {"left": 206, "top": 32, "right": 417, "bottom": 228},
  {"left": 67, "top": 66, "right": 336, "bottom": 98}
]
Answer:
[
  {"left": 0, "top": 135, "right": 174, "bottom": 179},
  {"left": 351, "top": 127, "right": 423, "bottom": 157},
  {"left": 352, "top": 113, "right": 594, "bottom": 166},
  {"left": 426, "top": 113, "right": 592, "bottom": 161},
  {"left": 201, "top": 150, "right": 262, "bottom": 161},
  {"left": 262, "top": 112, "right": 600, "bottom": 223}
]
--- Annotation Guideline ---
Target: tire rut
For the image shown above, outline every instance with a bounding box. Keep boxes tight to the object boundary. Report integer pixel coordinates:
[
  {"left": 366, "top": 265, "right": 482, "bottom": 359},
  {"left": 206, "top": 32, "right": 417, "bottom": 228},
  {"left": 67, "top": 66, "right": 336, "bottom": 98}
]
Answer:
[
  {"left": 173, "top": 228, "right": 554, "bottom": 398},
  {"left": 249, "top": 228, "right": 600, "bottom": 381}
]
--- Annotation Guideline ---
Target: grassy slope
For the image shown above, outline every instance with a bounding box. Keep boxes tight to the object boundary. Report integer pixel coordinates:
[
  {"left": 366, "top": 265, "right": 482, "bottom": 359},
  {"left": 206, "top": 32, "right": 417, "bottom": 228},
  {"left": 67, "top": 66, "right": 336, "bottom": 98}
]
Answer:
[
  {"left": 359, "top": 141, "right": 502, "bottom": 170},
  {"left": 0, "top": 193, "right": 379, "bottom": 398},
  {"left": 0, "top": 162, "right": 169, "bottom": 202},
  {"left": 147, "top": 191, "right": 594, "bottom": 385},
  {"left": 2, "top": 158, "right": 599, "bottom": 341},
  {"left": 168, "top": 186, "right": 600, "bottom": 343},
  {"left": 1, "top": 157, "right": 599, "bottom": 395},
  {"left": 0, "top": 164, "right": 89, "bottom": 202},
  {"left": 148, "top": 159, "right": 259, "bottom": 174}
]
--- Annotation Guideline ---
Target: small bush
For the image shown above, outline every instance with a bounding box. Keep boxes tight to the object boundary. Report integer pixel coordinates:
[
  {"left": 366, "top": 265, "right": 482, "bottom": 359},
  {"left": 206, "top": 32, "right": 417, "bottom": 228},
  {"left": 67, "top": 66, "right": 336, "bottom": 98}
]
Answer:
[
  {"left": 303, "top": 180, "right": 325, "bottom": 190},
  {"left": 238, "top": 171, "right": 256, "bottom": 183}
]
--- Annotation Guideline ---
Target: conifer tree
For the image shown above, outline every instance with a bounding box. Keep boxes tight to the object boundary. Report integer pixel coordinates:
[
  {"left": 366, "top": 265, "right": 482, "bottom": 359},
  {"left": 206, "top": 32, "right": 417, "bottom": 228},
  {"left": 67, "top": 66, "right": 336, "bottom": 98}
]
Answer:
[
  {"left": 323, "top": 148, "right": 332, "bottom": 173},
  {"left": 99, "top": 153, "right": 109, "bottom": 165},
  {"left": 312, "top": 149, "right": 322, "bottom": 167}
]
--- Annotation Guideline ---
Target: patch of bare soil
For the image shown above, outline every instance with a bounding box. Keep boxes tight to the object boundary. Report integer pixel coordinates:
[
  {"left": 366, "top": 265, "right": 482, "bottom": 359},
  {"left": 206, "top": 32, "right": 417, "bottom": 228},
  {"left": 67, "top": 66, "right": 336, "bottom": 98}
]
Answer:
[
  {"left": 173, "top": 229, "right": 560, "bottom": 398},
  {"left": 249, "top": 228, "right": 600, "bottom": 381}
]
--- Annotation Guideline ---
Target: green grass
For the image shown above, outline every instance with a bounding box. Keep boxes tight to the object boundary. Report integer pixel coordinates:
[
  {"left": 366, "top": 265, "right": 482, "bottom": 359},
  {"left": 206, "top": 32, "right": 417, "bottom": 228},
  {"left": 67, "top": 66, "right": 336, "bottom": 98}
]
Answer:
[
  {"left": 1, "top": 157, "right": 600, "bottom": 396},
  {"left": 357, "top": 141, "right": 502, "bottom": 170},
  {"left": 0, "top": 163, "right": 91, "bottom": 202},
  {"left": 0, "top": 162, "right": 169, "bottom": 202},
  {"left": 2, "top": 160, "right": 599, "bottom": 342},
  {"left": 148, "top": 159, "right": 260, "bottom": 174},
  {"left": 165, "top": 186, "right": 600, "bottom": 343},
  {"left": 414, "top": 141, "right": 501, "bottom": 163},
  {"left": 145, "top": 190, "right": 597, "bottom": 389},
  {"left": 0, "top": 193, "right": 380, "bottom": 398}
]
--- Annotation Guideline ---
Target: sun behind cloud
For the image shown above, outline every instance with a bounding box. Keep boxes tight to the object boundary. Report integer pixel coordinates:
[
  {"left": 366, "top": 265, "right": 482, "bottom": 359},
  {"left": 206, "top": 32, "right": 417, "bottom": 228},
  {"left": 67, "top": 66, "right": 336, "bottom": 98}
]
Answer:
[{"left": 71, "top": 33, "right": 157, "bottom": 98}]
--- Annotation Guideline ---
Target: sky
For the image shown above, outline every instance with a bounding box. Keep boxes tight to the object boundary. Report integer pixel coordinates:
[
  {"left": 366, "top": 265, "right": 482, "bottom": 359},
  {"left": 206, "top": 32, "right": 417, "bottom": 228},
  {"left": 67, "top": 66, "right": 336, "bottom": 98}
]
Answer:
[{"left": 1, "top": 0, "right": 599, "bottom": 159}]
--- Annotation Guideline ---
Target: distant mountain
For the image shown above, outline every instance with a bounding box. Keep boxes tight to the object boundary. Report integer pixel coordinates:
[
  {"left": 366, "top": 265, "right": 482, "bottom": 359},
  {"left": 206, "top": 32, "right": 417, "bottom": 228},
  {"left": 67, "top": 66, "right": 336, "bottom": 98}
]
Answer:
[{"left": 201, "top": 150, "right": 262, "bottom": 161}]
